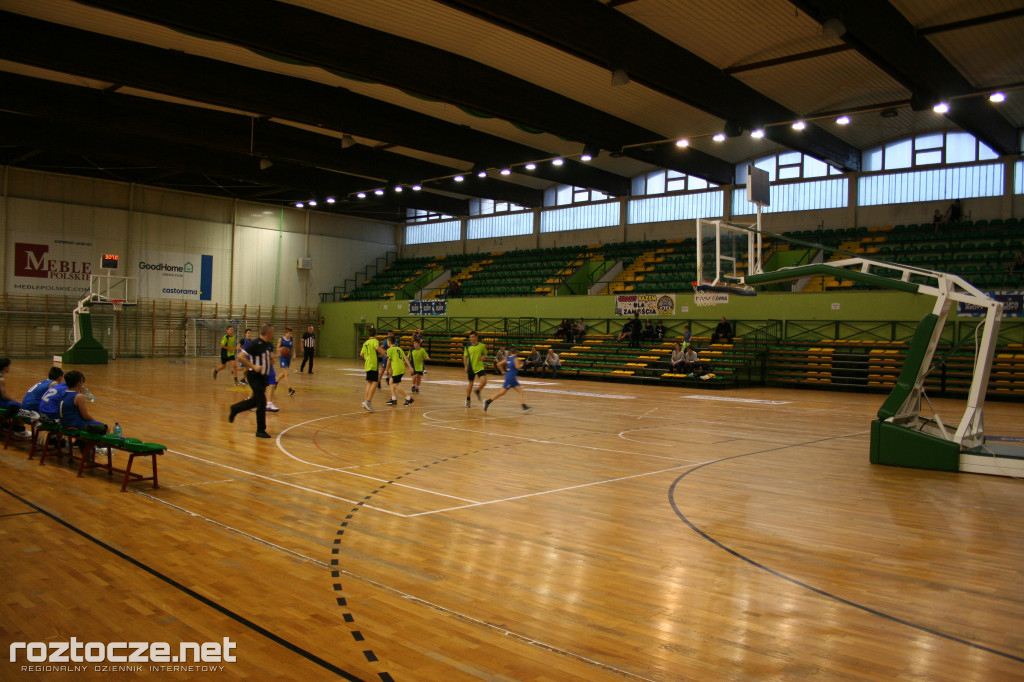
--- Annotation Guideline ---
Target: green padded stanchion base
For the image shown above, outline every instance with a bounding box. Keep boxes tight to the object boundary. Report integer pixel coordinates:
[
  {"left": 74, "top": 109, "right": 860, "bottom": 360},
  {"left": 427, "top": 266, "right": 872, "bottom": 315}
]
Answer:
[
  {"left": 870, "top": 419, "right": 960, "bottom": 472},
  {"left": 62, "top": 347, "right": 109, "bottom": 364}
]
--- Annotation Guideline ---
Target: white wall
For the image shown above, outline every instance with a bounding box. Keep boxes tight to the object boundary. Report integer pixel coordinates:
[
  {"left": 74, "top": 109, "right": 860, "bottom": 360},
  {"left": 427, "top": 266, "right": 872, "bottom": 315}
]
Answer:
[{"left": 0, "top": 166, "right": 397, "bottom": 307}]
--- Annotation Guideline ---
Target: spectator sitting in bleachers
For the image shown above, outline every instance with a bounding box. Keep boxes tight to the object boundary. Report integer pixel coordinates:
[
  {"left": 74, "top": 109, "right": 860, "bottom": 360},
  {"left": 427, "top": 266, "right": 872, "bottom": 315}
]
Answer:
[
  {"left": 543, "top": 349, "right": 561, "bottom": 378},
  {"left": 525, "top": 346, "right": 543, "bottom": 374},
  {"left": 642, "top": 320, "right": 656, "bottom": 342},
  {"left": 58, "top": 371, "right": 108, "bottom": 434},
  {"left": 655, "top": 321, "right": 666, "bottom": 341},
  {"left": 556, "top": 318, "right": 572, "bottom": 341},
  {"left": 710, "top": 316, "right": 733, "bottom": 344},
  {"left": 1010, "top": 250, "right": 1024, "bottom": 280},
  {"left": 21, "top": 366, "right": 64, "bottom": 415},
  {"left": 684, "top": 346, "right": 703, "bottom": 376},
  {"left": 494, "top": 346, "right": 508, "bottom": 374},
  {"left": 670, "top": 343, "right": 686, "bottom": 373},
  {"left": 574, "top": 317, "right": 586, "bottom": 344}
]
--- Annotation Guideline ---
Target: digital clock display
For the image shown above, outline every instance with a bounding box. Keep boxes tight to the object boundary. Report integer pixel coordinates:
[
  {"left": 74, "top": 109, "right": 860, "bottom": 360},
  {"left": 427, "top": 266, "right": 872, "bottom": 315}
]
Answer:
[{"left": 102, "top": 254, "right": 119, "bottom": 269}]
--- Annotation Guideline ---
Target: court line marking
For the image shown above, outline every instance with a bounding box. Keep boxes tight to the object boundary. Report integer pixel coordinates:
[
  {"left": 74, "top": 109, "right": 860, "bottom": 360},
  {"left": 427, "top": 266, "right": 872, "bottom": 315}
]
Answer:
[
  {"left": 667, "top": 434, "right": 1024, "bottom": 666},
  {"left": 275, "top": 415, "right": 482, "bottom": 504},
  {"left": 406, "top": 460, "right": 713, "bottom": 517},
  {"left": 130, "top": 490, "right": 656, "bottom": 682},
  {"left": 421, "top": 413, "right": 702, "bottom": 463},
  {"left": 167, "top": 448, "right": 407, "bottom": 517}
]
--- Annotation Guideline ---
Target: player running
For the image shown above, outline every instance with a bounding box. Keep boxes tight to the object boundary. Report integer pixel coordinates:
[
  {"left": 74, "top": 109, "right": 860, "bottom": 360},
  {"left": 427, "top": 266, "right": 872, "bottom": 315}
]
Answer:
[
  {"left": 484, "top": 346, "right": 531, "bottom": 414},
  {"left": 463, "top": 330, "right": 487, "bottom": 407}
]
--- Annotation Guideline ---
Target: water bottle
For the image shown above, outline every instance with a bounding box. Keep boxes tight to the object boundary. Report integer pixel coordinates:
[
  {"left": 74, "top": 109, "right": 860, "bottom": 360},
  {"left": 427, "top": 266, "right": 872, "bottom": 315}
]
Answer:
[
  {"left": 81, "top": 386, "right": 96, "bottom": 402},
  {"left": 112, "top": 422, "right": 123, "bottom": 439}
]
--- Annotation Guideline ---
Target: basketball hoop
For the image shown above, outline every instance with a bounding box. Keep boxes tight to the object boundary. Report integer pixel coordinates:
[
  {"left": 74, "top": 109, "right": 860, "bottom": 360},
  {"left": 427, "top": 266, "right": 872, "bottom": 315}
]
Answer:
[
  {"left": 110, "top": 299, "right": 125, "bottom": 312},
  {"left": 692, "top": 282, "right": 723, "bottom": 308}
]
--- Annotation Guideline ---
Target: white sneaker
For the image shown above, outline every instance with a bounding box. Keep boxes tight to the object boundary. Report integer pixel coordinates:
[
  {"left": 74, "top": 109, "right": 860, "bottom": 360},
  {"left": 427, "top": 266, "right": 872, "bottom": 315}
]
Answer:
[
  {"left": 361, "top": 401, "right": 374, "bottom": 413},
  {"left": 266, "top": 402, "right": 280, "bottom": 412}
]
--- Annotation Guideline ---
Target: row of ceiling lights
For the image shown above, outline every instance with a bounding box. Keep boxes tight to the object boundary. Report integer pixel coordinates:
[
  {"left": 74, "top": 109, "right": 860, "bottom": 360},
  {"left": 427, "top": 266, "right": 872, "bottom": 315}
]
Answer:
[{"left": 290, "top": 90, "right": 1009, "bottom": 208}]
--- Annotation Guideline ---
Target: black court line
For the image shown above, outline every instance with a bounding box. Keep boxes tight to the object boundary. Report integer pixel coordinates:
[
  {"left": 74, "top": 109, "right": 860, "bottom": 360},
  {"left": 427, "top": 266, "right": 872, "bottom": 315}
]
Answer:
[
  {"left": 0, "top": 484, "right": 365, "bottom": 681},
  {"left": 0, "top": 510, "right": 40, "bottom": 519},
  {"left": 666, "top": 438, "right": 1024, "bottom": 665}
]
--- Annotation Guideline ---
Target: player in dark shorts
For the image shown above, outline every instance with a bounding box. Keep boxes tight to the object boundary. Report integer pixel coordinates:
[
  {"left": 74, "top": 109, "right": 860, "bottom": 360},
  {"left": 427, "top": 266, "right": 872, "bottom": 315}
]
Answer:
[
  {"left": 360, "top": 326, "right": 383, "bottom": 412},
  {"left": 484, "top": 347, "right": 531, "bottom": 413},
  {"left": 463, "top": 331, "right": 488, "bottom": 407},
  {"left": 213, "top": 325, "right": 239, "bottom": 385}
]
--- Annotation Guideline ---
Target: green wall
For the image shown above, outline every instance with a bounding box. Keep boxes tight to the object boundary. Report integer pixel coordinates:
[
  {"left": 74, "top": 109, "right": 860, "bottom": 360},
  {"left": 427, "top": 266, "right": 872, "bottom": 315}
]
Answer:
[{"left": 318, "top": 290, "right": 934, "bottom": 358}]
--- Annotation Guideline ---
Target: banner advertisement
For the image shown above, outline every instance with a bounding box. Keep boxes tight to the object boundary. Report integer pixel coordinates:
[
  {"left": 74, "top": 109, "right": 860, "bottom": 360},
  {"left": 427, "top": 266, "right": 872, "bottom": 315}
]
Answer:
[
  {"left": 9, "top": 237, "right": 94, "bottom": 297},
  {"left": 614, "top": 293, "right": 676, "bottom": 316},
  {"left": 137, "top": 251, "right": 213, "bottom": 301},
  {"left": 408, "top": 299, "right": 447, "bottom": 316},
  {"left": 957, "top": 292, "right": 1022, "bottom": 318}
]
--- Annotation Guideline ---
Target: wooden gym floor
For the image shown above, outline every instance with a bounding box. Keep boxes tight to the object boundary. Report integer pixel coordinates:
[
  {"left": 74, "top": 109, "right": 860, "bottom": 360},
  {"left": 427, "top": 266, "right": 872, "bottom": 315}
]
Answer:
[{"left": 1, "top": 357, "right": 1022, "bottom": 681}]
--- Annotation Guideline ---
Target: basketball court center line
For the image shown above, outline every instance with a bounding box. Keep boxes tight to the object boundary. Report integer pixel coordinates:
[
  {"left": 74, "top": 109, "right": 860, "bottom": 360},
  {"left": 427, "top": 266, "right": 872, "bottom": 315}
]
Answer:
[
  {"left": 133, "top": 486, "right": 656, "bottom": 681},
  {"left": 0, "top": 484, "right": 364, "bottom": 682},
  {"left": 406, "top": 461, "right": 713, "bottom": 517},
  {"left": 167, "top": 449, "right": 407, "bottom": 518},
  {"left": 666, "top": 436, "right": 1024, "bottom": 666},
  {"left": 276, "top": 416, "right": 483, "bottom": 504}
]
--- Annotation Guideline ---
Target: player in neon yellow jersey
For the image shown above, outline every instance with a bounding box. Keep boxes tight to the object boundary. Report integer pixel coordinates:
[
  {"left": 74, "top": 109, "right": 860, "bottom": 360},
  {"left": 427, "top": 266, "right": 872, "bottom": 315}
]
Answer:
[{"left": 462, "top": 330, "right": 488, "bottom": 407}]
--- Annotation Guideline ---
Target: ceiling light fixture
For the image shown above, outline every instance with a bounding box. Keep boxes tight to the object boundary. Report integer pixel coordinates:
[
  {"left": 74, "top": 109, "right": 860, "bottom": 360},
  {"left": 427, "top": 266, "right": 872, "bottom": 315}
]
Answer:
[
  {"left": 675, "top": 138, "right": 689, "bottom": 147},
  {"left": 394, "top": 186, "right": 403, "bottom": 193},
  {"left": 525, "top": 162, "right": 536, "bottom": 170},
  {"left": 580, "top": 143, "right": 600, "bottom": 162},
  {"left": 294, "top": 202, "right": 304, "bottom": 208},
  {"left": 750, "top": 128, "right": 765, "bottom": 139},
  {"left": 792, "top": 121, "right": 806, "bottom": 131},
  {"left": 990, "top": 92, "right": 1006, "bottom": 103},
  {"left": 326, "top": 197, "right": 335, "bottom": 204},
  {"left": 340, "top": 134, "right": 356, "bottom": 149},
  {"left": 552, "top": 158, "right": 564, "bottom": 166},
  {"left": 356, "top": 192, "right": 366, "bottom": 199},
  {"left": 477, "top": 170, "right": 488, "bottom": 178},
  {"left": 500, "top": 168, "right": 511, "bottom": 175},
  {"left": 712, "top": 133, "right": 726, "bottom": 142},
  {"left": 374, "top": 189, "right": 384, "bottom": 196},
  {"left": 933, "top": 102, "right": 949, "bottom": 114},
  {"left": 412, "top": 185, "right": 422, "bottom": 191},
  {"left": 836, "top": 115, "right": 851, "bottom": 125},
  {"left": 454, "top": 175, "right": 464, "bottom": 182},
  {"left": 308, "top": 200, "right": 317, "bottom": 206}
]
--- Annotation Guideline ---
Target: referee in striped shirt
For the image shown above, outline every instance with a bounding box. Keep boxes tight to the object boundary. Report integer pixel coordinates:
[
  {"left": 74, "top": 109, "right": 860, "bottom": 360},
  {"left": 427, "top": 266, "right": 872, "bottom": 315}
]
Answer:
[
  {"left": 300, "top": 325, "right": 316, "bottom": 373},
  {"left": 229, "top": 323, "right": 274, "bottom": 438}
]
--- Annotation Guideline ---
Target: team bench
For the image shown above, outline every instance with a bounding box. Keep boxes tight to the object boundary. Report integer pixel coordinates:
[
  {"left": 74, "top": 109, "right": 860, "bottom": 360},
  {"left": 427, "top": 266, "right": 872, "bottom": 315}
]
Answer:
[{"left": 2, "top": 410, "right": 164, "bottom": 492}]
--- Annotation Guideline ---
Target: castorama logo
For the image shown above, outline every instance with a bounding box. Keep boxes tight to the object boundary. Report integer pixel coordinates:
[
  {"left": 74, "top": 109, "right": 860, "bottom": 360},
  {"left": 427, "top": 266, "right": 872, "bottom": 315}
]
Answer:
[{"left": 14, "top": 243, "right": 92, "bottom": 280}]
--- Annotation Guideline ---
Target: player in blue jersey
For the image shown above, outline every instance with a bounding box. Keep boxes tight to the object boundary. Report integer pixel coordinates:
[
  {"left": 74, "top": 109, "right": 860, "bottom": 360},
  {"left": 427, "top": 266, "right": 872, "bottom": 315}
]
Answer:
[
  {"left": 22, "top": 367, "right": 64, "bottom": 413},
  {"left": 483, "top": 346, "right": 531, "bottom": 413},
  {"left": 276, "top": 328, "right": 296, "bottom": 398},
  {"left": 58, "top": 371, "right": 107, "bottom": 433}
]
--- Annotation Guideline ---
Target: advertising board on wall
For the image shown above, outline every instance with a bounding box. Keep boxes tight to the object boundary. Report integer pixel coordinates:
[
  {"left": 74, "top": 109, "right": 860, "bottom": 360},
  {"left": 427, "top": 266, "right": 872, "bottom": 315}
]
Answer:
[
  {"left": 408, "top": 299, "right": 448, "bottom": 316},
  {"left": 137, "top": 251, "right": 213, "bottom": 301},
  {"left": 957, "top": 292, "right": 1022, "bottom": 318},
  {"left": 9, "top": 237, "right": 94, "bottom": 297},
  {"left": 614, "top": 293, "right": 676, "bottom": 316}
]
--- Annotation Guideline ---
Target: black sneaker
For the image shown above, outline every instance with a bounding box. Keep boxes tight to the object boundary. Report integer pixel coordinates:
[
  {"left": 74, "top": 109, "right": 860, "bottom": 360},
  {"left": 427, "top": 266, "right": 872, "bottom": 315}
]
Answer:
[
  {"left": 213, "top": 368, "right": 218, "bottom": 379},
  {"left": 255, "top": 431, "right": 271, "bottom": 439},
  {"left": 465, "top": 398, "right": 471, "bottom": 408},
  {"left": 522, "top": 405, "right": 532, "bottom": 412},
  {"left": 404, "top": 398, "right": 414, "bottom": 406},
  {"left": 228, "top": 406, "right": 239, "bottom": 423},
  {"left": 288, "top": 388, "right": 296, "bottom": 396},
  {"left": 484, "top": 399, "right": 492, "bottom": 413},
  {"left": 474, "top": 388, "right": 482, "bottom": 402},
  {"left": 385, "top": 398, "right": 398, "bottom": 406}
]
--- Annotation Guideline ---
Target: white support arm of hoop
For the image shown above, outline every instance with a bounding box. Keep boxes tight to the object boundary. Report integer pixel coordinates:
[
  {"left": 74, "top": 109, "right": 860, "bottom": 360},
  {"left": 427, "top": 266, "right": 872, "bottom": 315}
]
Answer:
[{"left": 743, "top": 257, "right": 1002, "bottom": 449}]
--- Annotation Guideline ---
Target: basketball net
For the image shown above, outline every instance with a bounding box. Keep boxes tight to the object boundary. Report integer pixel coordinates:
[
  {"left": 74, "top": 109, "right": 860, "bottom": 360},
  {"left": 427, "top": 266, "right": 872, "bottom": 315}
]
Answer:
[
  {"left": 693, "top": 290, "right": 721, "bottom": 307},
  {"left": 111, "top": 299, "right": 124, "bottom": 312}
]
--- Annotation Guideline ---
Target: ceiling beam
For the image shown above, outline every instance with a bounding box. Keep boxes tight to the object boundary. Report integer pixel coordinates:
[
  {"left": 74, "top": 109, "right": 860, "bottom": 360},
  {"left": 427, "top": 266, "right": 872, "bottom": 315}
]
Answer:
[
  {"left": 0, "top": 72, "right": 543, "bottom": 208},
  {"left": 435, "top": 0, "right": 862, "bottom": 171},
  {"left": 788, "top": 0, "right": 1019, "bottom": 155},
  {"left": 0, "top": 111, "right": 468, "bottom": 218},
  {"left": 68, "top": 0, "right": 734, "bottom": 183},
  {"left": 0, "top": 11, "right": 631, "bottom": 197}
]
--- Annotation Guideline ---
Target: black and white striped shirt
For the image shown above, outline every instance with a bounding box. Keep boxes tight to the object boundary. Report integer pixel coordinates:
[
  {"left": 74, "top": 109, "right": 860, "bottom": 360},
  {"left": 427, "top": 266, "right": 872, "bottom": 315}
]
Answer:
[
  {"left": 302, "top": 331, "right": 315, "bottom": 349},
  {"left": 244, "top": 338, "right": 273, "bottom": 375}
]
